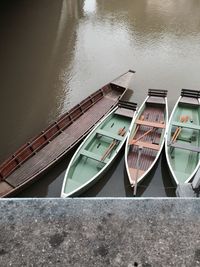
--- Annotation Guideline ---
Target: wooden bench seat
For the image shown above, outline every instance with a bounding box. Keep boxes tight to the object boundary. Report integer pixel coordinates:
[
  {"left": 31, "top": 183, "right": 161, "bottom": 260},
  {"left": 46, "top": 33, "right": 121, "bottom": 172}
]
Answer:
[
  {"left": 96, "top": 129, "right": 124, "bottom": 141},
  {"left": 129, "top": 140, "right": 160, "bottom": 151},
  {"left": 172, "top": 121, "right": 200, "bottom": 131},
  {"left": 136, "top": 119, "right": 165, "bottom": 129},
  {"left": 168, "top": 141, "right": 200, "bottom": 153},
  {"left": 80, "top": 150, "right": 109, "bottom": 164},
  {"left": 114, "top": 107, "right": 134, "bottom": 118}
]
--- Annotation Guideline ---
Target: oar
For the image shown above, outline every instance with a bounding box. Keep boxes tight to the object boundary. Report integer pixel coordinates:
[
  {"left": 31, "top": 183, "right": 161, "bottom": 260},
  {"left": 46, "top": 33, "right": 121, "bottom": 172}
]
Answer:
[
  {"left": 171, "top": 115, "right": 185, "bottom": 142},
  {"left": 130, "top": 128, "right": 155, "bottom": 145},
  {"left": 101, "top": 127, "right": 126, "bottom": 161},
  {"left": 133, "top": 146, "right": 143, "bottom": 197},
  {"left": 101, "top": 128, "right": 126, "bottom": 161},
  {"left": 171, "top": 115, "right": 189, "bottom": 143}
]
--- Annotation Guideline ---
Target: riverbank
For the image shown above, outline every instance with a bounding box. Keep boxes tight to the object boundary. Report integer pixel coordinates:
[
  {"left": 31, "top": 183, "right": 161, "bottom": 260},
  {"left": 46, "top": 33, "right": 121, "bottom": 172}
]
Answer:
[{"left": 0, "top": 198, "right": 199, "bottom": 266}]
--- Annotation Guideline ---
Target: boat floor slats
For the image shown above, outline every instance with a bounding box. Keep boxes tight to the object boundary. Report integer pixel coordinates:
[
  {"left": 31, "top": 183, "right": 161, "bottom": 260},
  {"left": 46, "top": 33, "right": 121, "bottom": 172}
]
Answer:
[
  {"left": 80, "top": 150, "right": 109, "bottom": 164},
  {"left": 96, "top": 129, "right": 124, "bottom": 141},
  {"left": 136, "top": 119, "right": 165, "bottom": 129},
  {"left": 129, "top": 168, "right": 145, "bottom": 183},
  {"left": 0, "top": 182, "right": 14, "bottom": 197},
  {"left": 172, "top": 121, "right": 200, "bottom": 130},
  {"left": 168, "top": 142, "right": 200, "bottom": 153},
  {"left": 127, "top": 106, "right": 164, "bottom": 173},
  {"left": 5, "top": 97, "right": 115, "bottom": 188},
  {"left": 129, "top": 140, "right": 160, "bottom": 151}
]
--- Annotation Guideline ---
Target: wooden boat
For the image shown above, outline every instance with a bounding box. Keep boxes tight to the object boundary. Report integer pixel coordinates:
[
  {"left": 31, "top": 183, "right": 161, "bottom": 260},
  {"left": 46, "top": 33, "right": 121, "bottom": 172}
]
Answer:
[
  {"left": 0, "top": 70, "right": 135, "bottom": 197},
  {"left": 125, "top": 89, "right": 168, "bottom": 195},
  {"left": 61, "top": 101, "right": 137, "bottom": 197},
  {"left": 165, "top": 89, "right": 200, "bottom": 185}
]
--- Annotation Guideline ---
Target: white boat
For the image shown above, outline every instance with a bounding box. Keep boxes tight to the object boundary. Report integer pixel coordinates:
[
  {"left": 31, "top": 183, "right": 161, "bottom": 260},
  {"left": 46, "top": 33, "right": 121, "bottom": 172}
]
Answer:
[
  {"left": 61, "top": 101, "right": 137, "bottom": 197},
  {"left": 165, "top": 89, "right": 200, "bottom": 185},
  {"left": 125, "top": 89, "right": 168, "bottom": 195}
]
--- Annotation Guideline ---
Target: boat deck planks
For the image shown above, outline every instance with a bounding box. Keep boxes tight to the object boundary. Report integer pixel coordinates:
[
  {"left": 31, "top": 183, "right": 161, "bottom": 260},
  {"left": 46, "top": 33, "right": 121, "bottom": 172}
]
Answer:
[{"left": 5, "top": 97, "right": 116, "bottom": 188}]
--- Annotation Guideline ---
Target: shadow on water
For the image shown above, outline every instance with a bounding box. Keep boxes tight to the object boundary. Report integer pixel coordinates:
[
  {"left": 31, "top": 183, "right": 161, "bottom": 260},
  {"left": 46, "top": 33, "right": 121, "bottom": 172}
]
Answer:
[
  {"left": 161, "top": 152, "right": 176, "bottom": 197},
  {"left": 135, "top": 160, "right": 158, "bottom": 197}
]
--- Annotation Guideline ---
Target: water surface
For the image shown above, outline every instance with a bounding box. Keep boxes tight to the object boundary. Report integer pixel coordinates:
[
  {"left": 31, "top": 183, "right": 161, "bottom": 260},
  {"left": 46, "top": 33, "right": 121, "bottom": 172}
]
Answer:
[{"left": 1, "top": 0, "right": 200, "bottom": 197}]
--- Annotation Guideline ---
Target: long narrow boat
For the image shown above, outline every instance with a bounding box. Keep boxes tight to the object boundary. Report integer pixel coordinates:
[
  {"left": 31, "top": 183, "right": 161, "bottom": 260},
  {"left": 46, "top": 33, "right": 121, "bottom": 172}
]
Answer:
[
  {"left": 125, "top": 89, "right": 168, "bottom": 195},
  {"left": 165, "top": 89, "right": 200, "bottom": 185},
  {"left": 61, "top": 101, "right": 137, "bottom": 197},
  {"left": 0, "top": 70, "right": 135, "bottom": 197}
]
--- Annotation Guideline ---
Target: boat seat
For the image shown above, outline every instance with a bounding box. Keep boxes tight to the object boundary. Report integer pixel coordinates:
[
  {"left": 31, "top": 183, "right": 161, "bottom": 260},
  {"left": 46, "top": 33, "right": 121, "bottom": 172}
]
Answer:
[
  {"left": 179, "top": 97, "right": 199, "bottom": 107},
  {"left": 114, "top": 107, "right": 134, "bottom": 118},
  {"left": 80, "top": 149, "right": 109, "bottom": 164},
  {"left": 135, "top": 120, "right": 165, "bottom": 129},
  {"left": 146, "top": 96, "right": 165, "bottom": 105},
  {"left": 172, "top": 121, "right": 200, "bottom": 131},
  {"left": 129, "top": 140, "right": 160, "bottom": 151},
  {"left": 96, "top": 129, "right": 124, "bottom": 141},
  {"left": 168, "top": 141, "right": 200, "bottom": 153}
]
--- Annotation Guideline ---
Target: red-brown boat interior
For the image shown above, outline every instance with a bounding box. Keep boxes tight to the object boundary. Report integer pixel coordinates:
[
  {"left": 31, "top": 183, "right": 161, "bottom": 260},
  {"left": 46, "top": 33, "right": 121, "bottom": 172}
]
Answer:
[{"left": 127, "top": 105, "right": 165, "bottom": 184}]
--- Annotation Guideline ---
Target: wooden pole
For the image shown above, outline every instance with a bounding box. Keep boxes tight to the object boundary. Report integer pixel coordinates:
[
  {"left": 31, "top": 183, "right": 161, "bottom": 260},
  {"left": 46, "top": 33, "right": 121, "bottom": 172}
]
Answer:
[
  {"left": 101, "top": 127, "right": 126, "bottom": 161},
  {"left": 129, "top": 128, "right": 154, "bottom": 145},
  {"left": 171, "top": 115, "right": 189, "bottom": 143},
  {"left": 133, "top": 146, "right": 143, "bottom": 196}
]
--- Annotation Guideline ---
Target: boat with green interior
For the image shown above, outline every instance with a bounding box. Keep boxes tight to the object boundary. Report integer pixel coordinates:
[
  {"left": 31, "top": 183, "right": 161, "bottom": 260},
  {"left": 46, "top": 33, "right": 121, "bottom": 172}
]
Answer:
[
  {"left": 61, "top": 101, "right": 137, "bottom": 197},
  {"left": 165, "top": 89, "right": 200, "bottom": 184}
]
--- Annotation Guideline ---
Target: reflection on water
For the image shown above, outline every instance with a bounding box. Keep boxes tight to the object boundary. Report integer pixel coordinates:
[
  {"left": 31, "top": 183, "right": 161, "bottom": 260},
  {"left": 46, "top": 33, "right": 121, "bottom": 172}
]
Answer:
[
  {"left": 1, "top": 0, "right": 200, "bottom": 197},
  {"left": 84, "top": 0, "right": 97, "bottom": 14}
]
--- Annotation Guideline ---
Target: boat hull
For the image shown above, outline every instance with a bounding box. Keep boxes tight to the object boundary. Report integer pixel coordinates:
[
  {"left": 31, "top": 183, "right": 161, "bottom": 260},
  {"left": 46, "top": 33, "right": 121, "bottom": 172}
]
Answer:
[
  {"left": 165, "top": 89, "right": 200, "bottom": 185},
  {"left": 0, "top": 70, "right": 135, "bottom": 197},
  {"left": 61, "top": 102, "right": 137, "bottom": 197},
  {"left": 125, "top": 89, "right": 168, "bottom": 193}
]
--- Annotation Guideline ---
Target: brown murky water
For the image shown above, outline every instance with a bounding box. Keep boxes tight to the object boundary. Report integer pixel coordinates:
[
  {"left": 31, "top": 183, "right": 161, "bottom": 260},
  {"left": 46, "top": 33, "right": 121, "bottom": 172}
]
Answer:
[{"left": 1, "top": 0, "right": 200, "bottom": 197}]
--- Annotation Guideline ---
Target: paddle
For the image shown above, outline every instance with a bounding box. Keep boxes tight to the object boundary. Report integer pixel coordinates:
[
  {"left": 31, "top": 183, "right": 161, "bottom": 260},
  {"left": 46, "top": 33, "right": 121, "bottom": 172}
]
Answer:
[
  {"left": 101, "top": 127, "right": 126, "bottom": 161},
  {"left": 171, "top": 115, "right": 189, "bottom": 143},
  {"left": 130, "top": 121, "right": 164, "bottom": 146}
]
